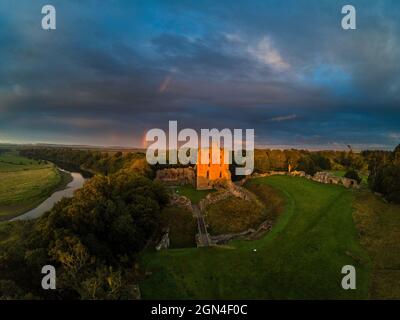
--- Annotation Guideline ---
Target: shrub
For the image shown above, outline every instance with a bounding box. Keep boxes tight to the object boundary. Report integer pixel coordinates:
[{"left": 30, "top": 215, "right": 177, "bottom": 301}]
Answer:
[
  {"left": 296, "top": 156, "right": 317, "bottom": 175},
  {"left": 344, "top": 169, "right": 362, "bottom": 184}
]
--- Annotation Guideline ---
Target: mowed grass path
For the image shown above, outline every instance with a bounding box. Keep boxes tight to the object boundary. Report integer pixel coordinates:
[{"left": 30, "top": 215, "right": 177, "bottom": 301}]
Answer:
[
  {"left": 0, "top": 153, "right": 63, "bottom": 219},
  {"left": 140, "top": 176, "right": 371, "bottom": 299}
]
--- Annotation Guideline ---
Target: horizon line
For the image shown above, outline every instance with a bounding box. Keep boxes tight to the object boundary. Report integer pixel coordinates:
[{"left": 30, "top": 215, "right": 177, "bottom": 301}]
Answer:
[{"left": 0, "top": 141, "right": 395, "bottom": 152}]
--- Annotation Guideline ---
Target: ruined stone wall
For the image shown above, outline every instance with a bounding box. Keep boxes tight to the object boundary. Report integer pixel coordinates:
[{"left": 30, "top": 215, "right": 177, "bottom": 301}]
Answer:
[
  {"left": 209, "top": 219, "right": 273, "bottom": 245},
  {"left": 169, "top": 193, "right": 193, "bottom": 212},
  {"left": 198, "top": 190, "right": 231, "bottom": 212},
  {"left": 311, "top": 172, "right": 359, "bottom": 188},
  {"left": 155, "top": 167, "right": 195, "bottom": 186},
  {"left": 250, "top": 170, "right": 359, "bottom": 189},
  {"left": 198, "top": 182, "right": 253, "bottom": 211}
]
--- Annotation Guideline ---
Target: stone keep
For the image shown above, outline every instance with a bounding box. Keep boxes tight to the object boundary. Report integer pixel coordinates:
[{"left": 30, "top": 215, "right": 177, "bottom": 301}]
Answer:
[{"left": 196, "top": 146, "right": 231, "bottom": 190}]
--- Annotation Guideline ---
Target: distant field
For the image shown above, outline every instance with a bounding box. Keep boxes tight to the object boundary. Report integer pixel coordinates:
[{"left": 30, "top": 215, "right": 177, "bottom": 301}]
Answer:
[
  {"left": 140, "top": 175, "right": 370, "bottom": 299},
  {"left": 0, "top": 152, "right": 68, "bottom": 220},
  {"left": 0, "top": 153, "right": 52, "bottom": 171}
]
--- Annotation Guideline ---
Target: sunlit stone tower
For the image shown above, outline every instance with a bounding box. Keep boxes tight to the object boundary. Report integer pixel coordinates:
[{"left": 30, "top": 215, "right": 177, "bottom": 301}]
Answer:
[{"left": 196, "top": 144, "right": 231, "bottom": 190}]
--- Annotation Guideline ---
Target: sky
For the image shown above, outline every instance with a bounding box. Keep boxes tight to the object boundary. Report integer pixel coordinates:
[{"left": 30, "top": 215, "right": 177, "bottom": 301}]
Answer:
[{"left": 0, "top": 0, "right": 399, "bottom": 150}]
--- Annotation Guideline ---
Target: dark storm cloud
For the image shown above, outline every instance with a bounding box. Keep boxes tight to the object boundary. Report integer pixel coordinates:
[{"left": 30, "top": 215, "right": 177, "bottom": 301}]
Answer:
[{"left": 0, "top": 0, "right": 399, "bottom": 148}]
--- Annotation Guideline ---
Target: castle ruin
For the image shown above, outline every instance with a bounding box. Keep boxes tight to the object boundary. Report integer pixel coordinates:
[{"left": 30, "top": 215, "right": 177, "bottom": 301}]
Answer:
[{"left": 196, "top": 146, "right": 231, "bottom": 190}]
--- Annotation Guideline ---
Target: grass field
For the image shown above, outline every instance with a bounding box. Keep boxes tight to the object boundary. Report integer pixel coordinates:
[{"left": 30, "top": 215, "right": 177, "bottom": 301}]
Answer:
[
  {"left": 140, "top": 175, "right": 371, "bottom": 299},
  {"left": 174, "top": 184, "right": 215, "bottom": 204},
  {"left": 0, "top": 153, "right": 50, "bottom": 171},
  {"left": 0, "top": 152, "right": 70, "bottom": 220}
]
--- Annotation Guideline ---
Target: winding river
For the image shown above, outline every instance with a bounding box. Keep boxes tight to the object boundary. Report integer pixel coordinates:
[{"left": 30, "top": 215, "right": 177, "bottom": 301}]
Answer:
[{"left": 11, "top": 169, "right": 86, "bottom": 221}]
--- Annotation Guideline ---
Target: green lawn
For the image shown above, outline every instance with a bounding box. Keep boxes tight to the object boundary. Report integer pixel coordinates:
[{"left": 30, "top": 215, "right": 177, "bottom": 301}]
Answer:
[
  {"left": 174, "top": 184, "right": 215, "bottom": 204},
  {"left": 0, "top": 152, "right": 69, "bottom": 220},
  {"left": 140, "top": 175, "right": 371, "bottom": 299}
]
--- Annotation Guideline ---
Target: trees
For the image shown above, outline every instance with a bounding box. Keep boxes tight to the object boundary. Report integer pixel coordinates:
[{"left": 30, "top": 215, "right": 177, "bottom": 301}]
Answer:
[
  {"left": 295, "top": 153, "right": 331, "bottom": 175},
  {"left": 296, "top": 156, "right": 317, "bottom": 175},
  {"left": 41, "top": 172, "right": 168, "bottom": 264},
  {"left": 19, "top": 148, "right": 151, "bottom": 177},
  {"left": 253, "top": 149, "right": 336, "bottom": 175},
  {"left": 393, "top": 145, "right": 400, "bottom": 165},
  {"left": 368, "top": 144, "right": 400, "bottom": 204},
  {"left": 0, "top": 163, "right": 168, "bottom": 299}
]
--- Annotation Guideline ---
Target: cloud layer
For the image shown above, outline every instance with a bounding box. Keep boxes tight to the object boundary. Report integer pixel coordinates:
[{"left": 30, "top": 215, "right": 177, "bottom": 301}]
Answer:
[{"left": 0, "top": 0, "right": 399, "bottom": 149}]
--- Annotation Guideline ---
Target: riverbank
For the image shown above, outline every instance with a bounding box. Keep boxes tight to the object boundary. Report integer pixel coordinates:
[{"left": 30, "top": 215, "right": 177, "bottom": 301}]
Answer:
[
  {"left": 0, "top": 166, "right": 74, "bottom": 221},
  {"left": 54, "top": 169, "right": 74, "bottom": 192},
  {"left": 38, "top": 160, "right": 94, "bottom": 179},
  {"left": 11, "top": 170, "right": 85, "bottom": 221},
  {"left": 0, "top": 151, "right": 75, "bottom": 220}
]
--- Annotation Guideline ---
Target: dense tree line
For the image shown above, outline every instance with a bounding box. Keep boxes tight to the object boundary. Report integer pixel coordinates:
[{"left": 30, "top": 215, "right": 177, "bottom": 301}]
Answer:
[
  {"left": 20, "top": 147, "right": 368, "bottom": 178},
  {"left": 0, "top": 156, "right": 168, "bottom": 299},
  {"left": 295, "top": 153, "right": 333, "bottom": 175},
  {"left": 367, "top": 144, "right": 400, "bottom": 204},
  {"left": 252, "top": 149, "right": 366, "bottom": 175},
  {"left": 361, "top": 149, "right": 392, "bottom": 177},
  {"left": 19, "top": 148, "right": 149, "bottom": 177},
  {"left": 252, "top": 148, "right": 371, "bottom": 178}
]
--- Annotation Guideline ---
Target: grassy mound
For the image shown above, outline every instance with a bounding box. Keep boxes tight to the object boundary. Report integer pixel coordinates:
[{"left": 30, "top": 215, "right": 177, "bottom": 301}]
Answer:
[
  {"left": 140, "top": 175, "right": 370, "bottom": 299},
  {"left": 244, "top": 181, "right": 285, "bottom": 225},
  {"left": 205, "top": 196, "right": 265, "bottom": 235},
  {"left": 161, "top": 206, "right": 197, "bottom": 248}
]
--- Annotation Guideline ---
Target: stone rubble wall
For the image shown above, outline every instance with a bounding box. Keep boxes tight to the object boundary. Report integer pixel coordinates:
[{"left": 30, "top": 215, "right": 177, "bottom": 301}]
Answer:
[
  {"left": 198, "top": 181, "right": 253, "bottom": 212},
  {"left": 309, "top": 171, "right": 359, "bottom": 188},
  {"left": 209, "top": 219, "right": 273, "bottom": 245},
  {"left": 250, "top": 170, "right": 359, "bottom": 189},
  {"left": 169, "top": 193, "right": 193, "bottom": 212},
  {"left": 155, "top": 167, "right": 196, "bottom": 186},
  {"left": 198, "top": 190, "right": 231, "bottom": 212}
]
